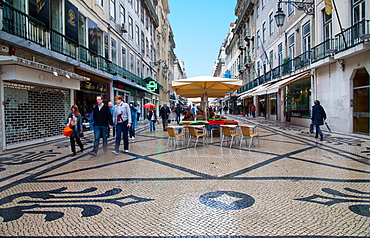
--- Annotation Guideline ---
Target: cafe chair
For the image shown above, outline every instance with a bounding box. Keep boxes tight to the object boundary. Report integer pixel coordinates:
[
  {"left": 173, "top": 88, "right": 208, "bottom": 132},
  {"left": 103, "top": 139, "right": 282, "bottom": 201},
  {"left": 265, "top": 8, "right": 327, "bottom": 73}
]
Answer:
[
  {"left": 220, "top": 126, "right": 239, "bottom": 148},
  {"left": 187, "top": 126, "right": 207, "bottom": 148},
  {"left": 181, "top": 121, "right": 192, "bottom": 138},
  {"left": 239, "top": 125, "right": 260, "bottom": 148},
  {"left": 166, "top": 127, "right": 185, "bottom": 148}
]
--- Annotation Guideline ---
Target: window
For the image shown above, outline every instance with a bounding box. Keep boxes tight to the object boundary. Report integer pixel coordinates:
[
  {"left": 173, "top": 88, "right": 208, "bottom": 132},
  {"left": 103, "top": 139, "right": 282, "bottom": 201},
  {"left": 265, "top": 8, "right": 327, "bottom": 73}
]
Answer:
[
  {"left": 146, "top": 38, "right": 149, "bottom": 57},
  {"left": 353, "top": 0, "right": 365, "bottom": 24},
  {"left": 135, "top": 0, "right": 139, "bottom": 13},
  {"left": 141, "top": 32, "right": 145, "bottom": 54},
  {"left": 146, "top": 15, "right": 149, "bottom": 30},
  {"left": 135, "top": 25, "right": 140, "bottom": 45},
  {"left": 262, "top": 22, "right": 266, "bottom": 42},
  {"left": 96, "top": 0, "right": 103, "bottom": 7},
  {"left": 97, "top": 29, "right": 103, "bottom": 55},
  {"left": 136, "top": 59, "right": 140, "bottom": 76},
  {"left": 141, "top": 8, "right": 144, "bottom": 23},
  {"left": 120, "top": 5, "right": 125, "bottom": 24},
  {"left": 257, "top": 30, "right": 260, "bottom": 48},
  {"left": 302, "top": 22, "right": 311, "bottom": 54},
  {"left": 78, "top": 14, "right": 86, "bottom": 46},
  {"left": 256, "top": 6, "right": 259, "bottom": 17},
  {"left": 288, "top": 0, "right": 294, "bottom": 15},
  {"left": 110, "top": 0, "right": 116, "bottom": 20},
  {"left": 51, "top": 0, "right": 62, "bottom": 32},
  {"left": 130, "top": 53, "right": 134, "bottom": 73},
  {"left": 128, "top": 16, "right": 133, "bottom": 38},
  {"left": 269, "top": 12, "right": 274, "bottom": 35},
  {"left": 269, "top": 50, "right": 274, "bottom": 68},
  {"left": 262, "top": 0, "right": 265, "bottom": 8},
  {"left": 111, "top": 38, "right": 117, "bottom": 63},
  {"left": 121, "top": 47, "right": 126, "bottom": 69},
  {"left": 278, "top": 43, "right": 283, "bottom": 65},
  {"left": 257, "top": 61, "right": 260, "bottom": 76},
  {"left": 288, "top": 34, "right": 295, "bottom": 58},
  {"left": 323, "top": 10, "right": 332, "bottom": 42},
  {"left": 128, "top": 0, "right": 132, "bottom": 4}
]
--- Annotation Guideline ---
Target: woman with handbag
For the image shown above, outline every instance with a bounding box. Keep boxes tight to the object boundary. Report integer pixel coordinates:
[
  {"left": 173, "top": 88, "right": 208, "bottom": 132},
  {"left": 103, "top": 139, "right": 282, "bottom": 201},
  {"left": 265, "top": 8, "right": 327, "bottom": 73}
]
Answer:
[{"left": 68, "top": 105, "right": 84, "bottom": 156}]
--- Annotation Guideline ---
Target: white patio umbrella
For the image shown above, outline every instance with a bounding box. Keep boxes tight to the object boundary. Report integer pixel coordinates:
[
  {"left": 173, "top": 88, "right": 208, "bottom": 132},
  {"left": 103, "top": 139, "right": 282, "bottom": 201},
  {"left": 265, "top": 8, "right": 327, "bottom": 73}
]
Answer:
[{"left": 171, "top": 76, "right": 243, "bottom": 118}]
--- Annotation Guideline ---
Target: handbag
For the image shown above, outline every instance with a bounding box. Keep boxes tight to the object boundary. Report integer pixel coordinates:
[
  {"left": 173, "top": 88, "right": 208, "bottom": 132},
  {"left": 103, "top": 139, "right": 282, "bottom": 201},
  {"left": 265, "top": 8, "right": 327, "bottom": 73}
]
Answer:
[
  {"left": 62, "top": 126, "right": 73, "bottom": 137},
  {"left": 69, "top": 118, "right": 76, "bottom": 128}
]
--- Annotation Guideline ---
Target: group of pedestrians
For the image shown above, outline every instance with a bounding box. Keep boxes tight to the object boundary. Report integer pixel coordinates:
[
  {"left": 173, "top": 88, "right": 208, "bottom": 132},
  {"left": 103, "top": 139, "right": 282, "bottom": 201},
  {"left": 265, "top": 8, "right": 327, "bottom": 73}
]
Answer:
[{"left": 68, "top": 95, "right": 139, "bottom": 157}]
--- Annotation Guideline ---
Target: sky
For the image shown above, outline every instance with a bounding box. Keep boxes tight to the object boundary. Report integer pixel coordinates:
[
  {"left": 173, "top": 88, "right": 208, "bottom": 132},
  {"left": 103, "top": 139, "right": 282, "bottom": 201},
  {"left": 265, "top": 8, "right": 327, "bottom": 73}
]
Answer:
[{"left": 168, "top": 0, "right": 237, "bottom": 78}]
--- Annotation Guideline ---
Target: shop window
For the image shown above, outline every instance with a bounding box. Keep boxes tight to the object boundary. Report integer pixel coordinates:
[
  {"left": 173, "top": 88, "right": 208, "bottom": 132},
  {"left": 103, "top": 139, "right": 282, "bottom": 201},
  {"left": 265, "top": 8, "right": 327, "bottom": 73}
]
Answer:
[{"left": 287, "top": 78, "right": 311, "bottom": 118}]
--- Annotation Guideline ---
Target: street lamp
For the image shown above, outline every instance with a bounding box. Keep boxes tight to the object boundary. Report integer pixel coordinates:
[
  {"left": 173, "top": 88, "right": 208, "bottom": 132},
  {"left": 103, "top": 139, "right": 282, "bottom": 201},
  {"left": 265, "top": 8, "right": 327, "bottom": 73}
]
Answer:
[
  {"left": 274, "top": 0, "right": 314, "bottom": 27},
  {"left": 162, "top": 64, "right": 168, "bottom": 74}
]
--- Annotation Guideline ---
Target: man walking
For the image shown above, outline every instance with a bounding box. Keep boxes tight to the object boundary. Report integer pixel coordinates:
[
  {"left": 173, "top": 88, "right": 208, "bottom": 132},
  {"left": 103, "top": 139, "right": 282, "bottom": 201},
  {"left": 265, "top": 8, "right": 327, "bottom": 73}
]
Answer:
[
  {"left": 112, "top": 96, "right": 132, "bottom": 154},
  {"left": 159, "top": 103, "right": 171, "bottom": 131},
  {"left": 89, "top": 96, "right": 113, "bottom": 156},
  {"left": 311, "top": 100, "right": 327, "bottom": 141},
  {"left": 174, "top": 104, "right": 183, "bottom": 124}
]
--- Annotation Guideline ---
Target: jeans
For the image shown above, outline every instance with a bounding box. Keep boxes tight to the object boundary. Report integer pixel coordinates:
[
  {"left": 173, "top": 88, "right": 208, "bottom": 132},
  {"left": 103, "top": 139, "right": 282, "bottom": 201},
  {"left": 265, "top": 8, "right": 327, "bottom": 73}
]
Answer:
[
  {"left": 129, "top": 125, "right": 135, "bottom": 138},
  {"left": 93, "top": 126, "right": 108, "bottom": 153},
  {"left": 150, "top": 120, "right": 156, "bottom": 132},
  {"left": 315, "top": 125, "right": 323, "bottom": 136},
  {"left": 252, "top": 111, "right": 256, "bottom": 117},
  {"left": 115, "top": 122, "right": 129, "bottom": 152}
]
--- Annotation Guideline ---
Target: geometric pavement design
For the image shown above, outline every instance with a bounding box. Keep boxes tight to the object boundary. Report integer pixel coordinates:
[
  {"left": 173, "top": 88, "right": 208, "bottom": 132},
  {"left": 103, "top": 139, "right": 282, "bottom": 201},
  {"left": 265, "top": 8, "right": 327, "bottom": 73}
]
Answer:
[{"left": 0, "top": 115, "right": 369, "bottom": 237}]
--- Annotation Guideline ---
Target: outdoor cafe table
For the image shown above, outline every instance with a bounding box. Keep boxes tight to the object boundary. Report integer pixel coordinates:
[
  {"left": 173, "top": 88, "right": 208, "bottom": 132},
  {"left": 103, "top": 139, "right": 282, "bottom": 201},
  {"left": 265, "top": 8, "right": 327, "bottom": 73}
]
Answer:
[{"left": 179, "top": 120, "right": 209, "bottom": 125}]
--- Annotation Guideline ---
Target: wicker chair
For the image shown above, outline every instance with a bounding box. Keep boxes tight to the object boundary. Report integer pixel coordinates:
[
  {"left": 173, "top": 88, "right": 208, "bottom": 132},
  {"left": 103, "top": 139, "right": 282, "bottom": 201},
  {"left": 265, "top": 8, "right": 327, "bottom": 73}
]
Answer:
[
  {"left": 220, "top": 126, "right": 239, "bottom": 148},
  {"left": 166, "top": 127, "right": 185, "bottom": 148},
  {"left": 239, "top": 125, "right": 259, "bottom": 148},
  {"left": 187, "top": 126, "right": 207, "bottom": 148}
]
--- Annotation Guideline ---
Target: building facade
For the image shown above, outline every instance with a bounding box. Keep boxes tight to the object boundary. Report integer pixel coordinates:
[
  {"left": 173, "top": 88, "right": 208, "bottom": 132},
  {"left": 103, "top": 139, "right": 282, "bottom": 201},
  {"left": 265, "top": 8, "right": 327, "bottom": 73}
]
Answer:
[
  {"left": 219, "top": 0, "right": 369, "bottom": 134},
  {"left": 0, "top": 0, "right": 179, "bottom": 150}
]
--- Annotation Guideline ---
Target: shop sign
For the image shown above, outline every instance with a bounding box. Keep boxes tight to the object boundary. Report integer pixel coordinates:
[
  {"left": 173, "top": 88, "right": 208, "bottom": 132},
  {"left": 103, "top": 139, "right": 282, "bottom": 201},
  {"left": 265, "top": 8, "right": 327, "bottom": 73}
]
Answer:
[
  {"left": 147, "top": 81, "right": 158, "bottom": 92},
  {"left": 80, "top": 81, "right": 107, "bottom": 93},
  {"left": 65, "top": 0, "right": 78, "bottom": 43},
  {"left": 113, "top": 81, "right": 126, "bottom": 90},
  {"left": 88, "top": 18, "right": 98, "bottom": 53},
  {"left": 29, "top": 0, "right": 50, "bottom": 28}
]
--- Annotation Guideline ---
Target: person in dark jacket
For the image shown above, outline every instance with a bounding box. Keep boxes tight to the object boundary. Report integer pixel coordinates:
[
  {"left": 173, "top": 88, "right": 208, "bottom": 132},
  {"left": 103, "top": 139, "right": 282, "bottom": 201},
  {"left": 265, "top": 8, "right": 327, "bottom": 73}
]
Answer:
[
  {"left": 174, "top": 104, "right": 183, "bottom": 124},
  {"left": 311, "top": 100, "right": 327, "bottom": 141},
  {"left": 159, "top": 103, "right": 171, "bottom": 131},
  {"left": 147, "top": 107, "right": 157, "bottom": 132},
  {"left": 68, "top": 105, "right": 84, "bottom": 157},
  {"left": 89, "top": 96, "right": 113, "bottom": 156}
]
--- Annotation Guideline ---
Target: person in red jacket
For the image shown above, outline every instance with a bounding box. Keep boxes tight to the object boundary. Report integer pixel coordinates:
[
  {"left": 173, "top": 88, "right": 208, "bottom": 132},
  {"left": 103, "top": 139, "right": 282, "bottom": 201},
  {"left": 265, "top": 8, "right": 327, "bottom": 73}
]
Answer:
[{"left": 251, "top": 104, "right": 256, "bottom": 118}]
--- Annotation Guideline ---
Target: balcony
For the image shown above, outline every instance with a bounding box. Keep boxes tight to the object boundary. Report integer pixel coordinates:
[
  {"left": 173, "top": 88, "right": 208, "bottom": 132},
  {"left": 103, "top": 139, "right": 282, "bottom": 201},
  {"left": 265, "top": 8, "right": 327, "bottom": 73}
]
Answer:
[
  {"left": 311, "top": 39, "right": 335, "bottom": 63},
  {"left": 244, "top": 28, "right": 251, "bottom": 41},
  {"left": 335, "top": 19, "right": 370, "bottom": 53},
  {"left": 0, "top": 1, "right": 147, "bottom": 89},
  {"left": 238, "top": 51, "right": 311, "bottom": 95}
]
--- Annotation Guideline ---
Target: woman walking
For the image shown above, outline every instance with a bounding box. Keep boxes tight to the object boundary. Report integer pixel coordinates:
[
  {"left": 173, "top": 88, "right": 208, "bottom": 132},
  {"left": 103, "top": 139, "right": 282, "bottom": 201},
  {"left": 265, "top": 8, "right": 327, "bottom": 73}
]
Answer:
[
  {"left": 68, "top": 105, "right": 84, "bottom": 156},
  {"left": 147, "top": 107, "right": 157, "bottom": 132},
  {"left": 311, "top": 100, "right": 327, "bottom": 141}
]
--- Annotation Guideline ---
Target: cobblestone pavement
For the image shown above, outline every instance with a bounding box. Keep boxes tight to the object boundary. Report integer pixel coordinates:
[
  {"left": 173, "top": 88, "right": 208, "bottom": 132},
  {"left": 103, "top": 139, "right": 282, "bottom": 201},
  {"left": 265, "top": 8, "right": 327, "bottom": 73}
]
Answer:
[{"left": 0, "top": 116, "right": 369, "bottom": 237}]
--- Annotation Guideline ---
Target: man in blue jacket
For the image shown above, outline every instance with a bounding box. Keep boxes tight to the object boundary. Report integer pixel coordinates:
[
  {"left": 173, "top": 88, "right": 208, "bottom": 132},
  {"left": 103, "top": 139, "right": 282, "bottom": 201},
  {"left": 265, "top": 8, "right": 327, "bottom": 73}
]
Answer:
[
  {"left": 89, "top": 96, "right": 113, "bottom": 156},
  {"left": 311, "top": 100, "right": 327, "bottom": 141}
]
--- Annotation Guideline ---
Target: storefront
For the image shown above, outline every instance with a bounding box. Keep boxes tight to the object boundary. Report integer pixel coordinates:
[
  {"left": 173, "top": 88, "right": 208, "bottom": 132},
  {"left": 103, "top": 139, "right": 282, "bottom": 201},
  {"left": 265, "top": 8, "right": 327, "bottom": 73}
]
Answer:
[
  {"left": 285, "top": 76, "right": 311, "bottom": 125},
  {"left": 0, "top": 60, "right": 84, "bottom": 150}
]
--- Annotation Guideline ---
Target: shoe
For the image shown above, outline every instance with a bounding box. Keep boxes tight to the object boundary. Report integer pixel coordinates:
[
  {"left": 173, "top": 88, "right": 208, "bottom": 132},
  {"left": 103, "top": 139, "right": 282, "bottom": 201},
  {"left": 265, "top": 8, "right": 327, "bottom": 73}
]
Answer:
[
  {"left": 89, "top": 151, "right": 97, "bottom": 156},
  {"left": 71, "top": 153, "right": 76, "bottom": 157},
  {"left": 314, "top": 135, "right": 318, "bottom": 138},
  {"left": 131, "top": 136, "right": 135, "bottom": 140},
  {"left": 124, "top": 150, "right": 129, "bottom": 153},
  {"left": 80, "top": 147, "right": 84, "bottom": 153},
  {"left": 320, "top": 135, "right": 323, "bottom": 141},
  {"left": 112, "top": 150, "right": 119, "bottom": 155}
]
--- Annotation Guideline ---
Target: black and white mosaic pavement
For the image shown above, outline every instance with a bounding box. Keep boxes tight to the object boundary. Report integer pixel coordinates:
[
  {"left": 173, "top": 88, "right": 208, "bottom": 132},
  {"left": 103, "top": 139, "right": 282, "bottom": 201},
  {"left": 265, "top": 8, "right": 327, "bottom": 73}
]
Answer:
[{"left": 0, "top": 116, "right": 369, "bottom": 237}]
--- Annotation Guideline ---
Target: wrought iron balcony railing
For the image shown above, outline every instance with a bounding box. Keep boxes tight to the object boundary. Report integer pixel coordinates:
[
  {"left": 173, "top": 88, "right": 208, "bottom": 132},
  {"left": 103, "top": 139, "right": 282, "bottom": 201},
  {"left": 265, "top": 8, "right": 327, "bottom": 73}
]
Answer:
[
  {"left": 335, "top": 19, "right": 370, "bottom": 52},
  {"left": 311, "top": 38, "right": 335, "bottom": 63}
]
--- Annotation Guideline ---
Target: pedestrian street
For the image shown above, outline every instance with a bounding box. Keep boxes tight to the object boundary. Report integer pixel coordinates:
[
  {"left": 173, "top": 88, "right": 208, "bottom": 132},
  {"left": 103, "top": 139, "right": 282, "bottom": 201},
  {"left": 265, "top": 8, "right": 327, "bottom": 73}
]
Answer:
[{"left": 0, "top": 116, "right": 369, "bottom": 237}]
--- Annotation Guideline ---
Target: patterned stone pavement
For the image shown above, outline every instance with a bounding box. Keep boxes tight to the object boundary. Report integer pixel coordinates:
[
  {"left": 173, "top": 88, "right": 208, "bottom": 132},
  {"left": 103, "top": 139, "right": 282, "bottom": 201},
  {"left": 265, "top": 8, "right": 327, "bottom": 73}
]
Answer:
[{"left": 0, "top": 115, "right": 369, "bottom": 237}]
